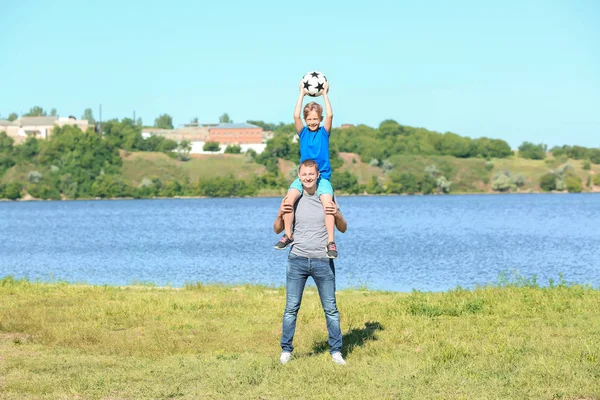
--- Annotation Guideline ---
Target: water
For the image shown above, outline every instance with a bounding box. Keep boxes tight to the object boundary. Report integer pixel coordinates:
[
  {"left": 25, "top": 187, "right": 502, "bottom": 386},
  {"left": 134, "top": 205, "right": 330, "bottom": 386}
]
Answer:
[{"left": 0, "top": 194, "right": 599, "bottom": 292}]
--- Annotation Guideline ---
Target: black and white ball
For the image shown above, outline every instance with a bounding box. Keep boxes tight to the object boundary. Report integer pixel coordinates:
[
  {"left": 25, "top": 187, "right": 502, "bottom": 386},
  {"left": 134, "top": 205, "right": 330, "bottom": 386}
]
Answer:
[{"left": 301, "top": 71, "right": 327, "bottom": 97}]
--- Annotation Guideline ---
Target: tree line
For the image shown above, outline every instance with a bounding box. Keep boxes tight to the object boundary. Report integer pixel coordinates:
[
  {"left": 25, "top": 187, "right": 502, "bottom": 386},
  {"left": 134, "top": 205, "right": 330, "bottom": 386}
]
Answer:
[{"left": 2, "top": 111, "right": 599, "bottom": 199}]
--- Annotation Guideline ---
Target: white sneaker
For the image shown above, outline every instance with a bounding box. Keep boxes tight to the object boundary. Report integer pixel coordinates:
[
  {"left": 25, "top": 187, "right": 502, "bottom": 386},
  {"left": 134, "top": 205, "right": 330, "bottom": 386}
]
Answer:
[
  {"left": 280, "top": 351, "right": 292, "bottom": 365},
  {"left": 331, "top": 352, "right": 346, "bottom": 365}
]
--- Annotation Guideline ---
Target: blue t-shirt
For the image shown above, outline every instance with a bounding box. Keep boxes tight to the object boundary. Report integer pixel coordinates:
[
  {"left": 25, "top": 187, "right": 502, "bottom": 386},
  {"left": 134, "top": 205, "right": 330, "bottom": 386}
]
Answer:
[{"left": 298, "top": 126, "right": 331, "bottom": 180}]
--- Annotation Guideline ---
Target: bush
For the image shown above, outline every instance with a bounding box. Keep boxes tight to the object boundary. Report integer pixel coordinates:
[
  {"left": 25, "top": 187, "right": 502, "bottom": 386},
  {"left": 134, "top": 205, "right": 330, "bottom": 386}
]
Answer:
[
  {"left": 203, "top": 141, "right": 221, "bottom": 152},
  {"left": 436, "top": 176, "right": 452, "bottom": 193},
  {"left": 491, "top": 171, "right": 522, "bottom": 192},
  {"left": 491, "top": 173, "right": 512, "bottom": 192},
  {"left": 565, "top": 175, "right": 583, "bottom": 193},
  {"left": 224, "top": 144, "right": 242, "bottom": 154},
  {"left": 28, "top": 184, "right": 61, "bottom": 200},
  {"left": 582, "top": 160, "right": 591, "bottom": 170},
  {"left": 332, "top": 170, "right": 361, "bottom": 194},
  {"left": 593, "top": 174, "right": 600, "bottom": 186},
  {"left": 28, "top": 170, "right": 42, "bottom": 183},
  {"left": 197, "top": 176, "right": 257, "bottom": 197},
  {"left": 0, "top": 182, "right": 22, "bottom": 199},
  {"left": 365, "top": 176, "right": 384, "bottom": 194},
  {"left": 539, "top": 173, "right": 556, "bottom": 191},
  {"left": 424, "top": 164, "right": 440, "bottom": 177}
]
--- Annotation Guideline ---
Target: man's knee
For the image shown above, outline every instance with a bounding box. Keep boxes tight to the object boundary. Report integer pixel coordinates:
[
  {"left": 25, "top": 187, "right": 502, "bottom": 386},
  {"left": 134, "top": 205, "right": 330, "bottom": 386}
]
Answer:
[{"left": 284, "top": 302, "right": 301, "bottom": 315}]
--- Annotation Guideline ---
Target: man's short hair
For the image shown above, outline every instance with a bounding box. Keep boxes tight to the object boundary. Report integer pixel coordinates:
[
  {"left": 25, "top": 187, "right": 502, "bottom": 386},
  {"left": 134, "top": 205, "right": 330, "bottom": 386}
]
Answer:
[{"left": 299, "top": 159, "right": 318, "bottom": 172}]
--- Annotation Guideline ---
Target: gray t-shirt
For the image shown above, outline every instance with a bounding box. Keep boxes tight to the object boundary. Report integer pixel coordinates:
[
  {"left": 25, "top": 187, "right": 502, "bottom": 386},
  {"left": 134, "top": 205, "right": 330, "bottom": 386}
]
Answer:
[{"left": 290, "top": 191, "right": 336, "bottom": 258}]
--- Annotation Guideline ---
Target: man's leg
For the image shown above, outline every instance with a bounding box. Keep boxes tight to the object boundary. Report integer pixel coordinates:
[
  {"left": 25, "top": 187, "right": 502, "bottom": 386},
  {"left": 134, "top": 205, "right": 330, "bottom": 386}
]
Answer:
[
  {"left": 311, "top": 258, "right": 342, "bottom": 355},
  {"left": 281, "top": 254, "right": 309, "bottom": 354}
]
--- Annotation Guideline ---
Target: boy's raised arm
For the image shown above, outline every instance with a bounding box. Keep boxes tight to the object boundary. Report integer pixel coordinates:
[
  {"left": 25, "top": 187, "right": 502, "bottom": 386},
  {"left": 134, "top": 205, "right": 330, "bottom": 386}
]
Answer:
[
  {"left": 295, "top": 80, "right": 307, "bottom": 133},
  {"left": 322, "top": 81, "right": 333, "bottom": 133}
]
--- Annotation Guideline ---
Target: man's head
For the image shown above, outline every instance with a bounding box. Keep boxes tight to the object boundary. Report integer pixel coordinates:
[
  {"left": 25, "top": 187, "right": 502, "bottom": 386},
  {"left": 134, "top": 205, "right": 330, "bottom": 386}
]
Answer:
[
  {"left": 303, "top": 102, "right": 324, "bottom": 131},
  {"left": 298, "top": 159, "right": 319, "bottom": 191}
]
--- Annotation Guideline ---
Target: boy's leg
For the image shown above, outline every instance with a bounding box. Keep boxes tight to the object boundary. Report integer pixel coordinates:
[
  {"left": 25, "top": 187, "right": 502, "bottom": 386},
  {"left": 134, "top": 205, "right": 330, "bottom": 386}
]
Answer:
[
  {"left": 320, "top": 193, "right": 335, "bottom": 244},
  {"left": 317, "top": 178, "right": 337, "bottom": 259},
  {"left": 274, "top": 178, "right": 302, "bottom": 250},
  {"left": 281, "top": 254, "right": 309, "bottom": 354},
  {"left": 283, "top": 190, "right": 301, "bottom": 239}
]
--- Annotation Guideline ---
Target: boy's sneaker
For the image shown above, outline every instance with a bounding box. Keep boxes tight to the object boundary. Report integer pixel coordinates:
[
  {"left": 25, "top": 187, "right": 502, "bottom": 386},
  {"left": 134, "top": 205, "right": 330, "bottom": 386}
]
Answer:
[
  {"left": 326, "top": 242, "right": 338, "bottom": 259},
  {"left": 274, "top": 234, "right": 293, "bottom": 250},
  {"left": 280, "top": 351, "right": 292, "bottom": 365},
  {"left": 331, "top": 352, "right": 346, "bottom": 365}
]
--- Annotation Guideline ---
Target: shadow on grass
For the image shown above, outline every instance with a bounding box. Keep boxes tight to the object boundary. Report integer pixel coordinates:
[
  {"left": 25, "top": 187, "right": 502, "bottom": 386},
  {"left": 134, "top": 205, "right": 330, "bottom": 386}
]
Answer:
[{"left": 311, "top": 321, "right": 384, "bottom": 357}]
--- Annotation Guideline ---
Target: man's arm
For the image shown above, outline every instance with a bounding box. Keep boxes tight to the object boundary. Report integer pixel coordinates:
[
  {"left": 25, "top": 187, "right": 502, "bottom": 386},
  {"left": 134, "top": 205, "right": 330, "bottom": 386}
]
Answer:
[
  {"left": 295, "top": 80, "right": 307, "bottom": 133},
  {"left": 322, "top": 81, "right": 333, "bottom": 133},
  {"left": 325, "top": 201, "right": 347, "bottom": 233}
]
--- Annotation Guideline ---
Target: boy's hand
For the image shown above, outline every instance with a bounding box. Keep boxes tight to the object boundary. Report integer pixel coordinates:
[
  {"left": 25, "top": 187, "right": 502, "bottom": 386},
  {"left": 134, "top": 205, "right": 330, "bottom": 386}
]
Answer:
[
  {"left": 323, "top": 81, "right": 329, "bottom": 94},
  {"left": 299, "top": 79, "right": 308, "bottom": 95},
  {"left": 324, "top": 201, "right": 337, "bottom": 215}
]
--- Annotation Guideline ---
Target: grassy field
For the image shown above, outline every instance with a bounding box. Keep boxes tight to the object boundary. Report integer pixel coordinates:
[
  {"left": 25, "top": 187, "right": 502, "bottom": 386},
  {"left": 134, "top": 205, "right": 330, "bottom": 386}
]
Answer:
[
  {"left": 1, "top": 276, "right": 599, "bottom": 399},
  {"left": 121, "top": 152, "right": 268, "bottom": 186}
]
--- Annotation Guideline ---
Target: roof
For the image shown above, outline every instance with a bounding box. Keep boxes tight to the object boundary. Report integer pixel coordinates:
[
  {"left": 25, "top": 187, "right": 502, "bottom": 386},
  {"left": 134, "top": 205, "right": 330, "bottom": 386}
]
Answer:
[
  {"left": 209, "top": 123, "right": 262, "bottom": 130},
  {"left": 0, "top": 119, "right": 14, "bottom": 126},
  {"left": 18, "top": 116, "right": 58, "bottom": 126}
]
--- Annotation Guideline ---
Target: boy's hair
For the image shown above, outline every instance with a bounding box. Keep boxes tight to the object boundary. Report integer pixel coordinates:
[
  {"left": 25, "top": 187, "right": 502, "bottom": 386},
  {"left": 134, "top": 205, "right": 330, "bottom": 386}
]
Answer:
[
  {"left": 299, "top": 159, "right": 318, "bottom": 173},
  {"left": 303, "top": 102, "right": 323, "bottom": 119}
]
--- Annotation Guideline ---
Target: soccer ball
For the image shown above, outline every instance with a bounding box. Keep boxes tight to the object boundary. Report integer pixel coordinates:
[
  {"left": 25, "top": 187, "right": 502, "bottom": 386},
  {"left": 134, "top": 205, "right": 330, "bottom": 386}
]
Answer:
[{"left": 301, "top": 71, "right": 327, "bottom": 97}]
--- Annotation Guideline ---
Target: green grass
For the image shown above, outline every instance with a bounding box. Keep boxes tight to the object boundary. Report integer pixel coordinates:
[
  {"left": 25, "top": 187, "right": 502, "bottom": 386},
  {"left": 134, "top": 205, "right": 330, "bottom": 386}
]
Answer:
[
  {"left": 1, "top": 276, "right": 599, "bottom": 399},
  {"left": 121, "top": 152, "right": 267, "bottom": 186}
]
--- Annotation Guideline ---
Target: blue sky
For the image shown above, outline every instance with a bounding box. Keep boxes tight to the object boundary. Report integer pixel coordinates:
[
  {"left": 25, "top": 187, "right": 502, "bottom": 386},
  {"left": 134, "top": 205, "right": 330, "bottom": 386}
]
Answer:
[{"left": 1, "top": 0, "right": 598, "bottom": 148}]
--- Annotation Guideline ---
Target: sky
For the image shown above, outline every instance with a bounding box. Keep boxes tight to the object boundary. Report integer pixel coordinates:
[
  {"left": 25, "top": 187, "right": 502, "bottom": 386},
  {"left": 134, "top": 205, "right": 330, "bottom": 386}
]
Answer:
[{"left": 1, "top": 0, "right": 598, "bottom": 149}]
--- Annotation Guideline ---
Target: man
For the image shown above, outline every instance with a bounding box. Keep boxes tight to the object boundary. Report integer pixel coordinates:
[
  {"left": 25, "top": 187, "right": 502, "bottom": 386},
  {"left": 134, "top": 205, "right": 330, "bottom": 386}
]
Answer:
[{"left": 273, "top": 159, "right": 347, "bottom": 365}]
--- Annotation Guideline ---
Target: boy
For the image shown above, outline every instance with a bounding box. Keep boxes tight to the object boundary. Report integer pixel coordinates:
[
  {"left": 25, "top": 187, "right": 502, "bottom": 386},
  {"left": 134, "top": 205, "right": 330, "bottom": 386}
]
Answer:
[{"left": 274, "top": 79, "right": 337, "bottom": 259}]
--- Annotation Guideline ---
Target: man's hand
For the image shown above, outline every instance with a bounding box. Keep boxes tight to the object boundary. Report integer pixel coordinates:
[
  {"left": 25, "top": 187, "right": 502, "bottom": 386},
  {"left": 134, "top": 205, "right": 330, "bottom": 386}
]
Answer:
[
  {"left": 278, "top": 198, "right": 294, "bottom": 218},
  {"left": 324, "top": 201, "right": 337, "bottom": 215}
]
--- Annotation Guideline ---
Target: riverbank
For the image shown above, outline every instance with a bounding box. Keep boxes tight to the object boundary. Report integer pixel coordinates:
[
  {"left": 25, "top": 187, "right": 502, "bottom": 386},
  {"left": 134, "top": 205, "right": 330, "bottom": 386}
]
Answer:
[{"left": 1, "top": 277, "right": 598, "bottom": 399}]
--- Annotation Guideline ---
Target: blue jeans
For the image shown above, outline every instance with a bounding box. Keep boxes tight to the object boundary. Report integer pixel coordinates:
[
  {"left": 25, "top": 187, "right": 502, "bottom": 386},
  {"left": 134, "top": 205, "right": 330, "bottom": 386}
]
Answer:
[{"left": 280, "top": 253, "right": 342, "bottom": 354}]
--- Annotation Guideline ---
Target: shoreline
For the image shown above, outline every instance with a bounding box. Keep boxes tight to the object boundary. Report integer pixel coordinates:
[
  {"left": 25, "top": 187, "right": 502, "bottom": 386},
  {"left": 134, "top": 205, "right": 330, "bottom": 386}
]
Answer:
[{"left": 1, "top": 190, "right": 596, "bottom": 202}]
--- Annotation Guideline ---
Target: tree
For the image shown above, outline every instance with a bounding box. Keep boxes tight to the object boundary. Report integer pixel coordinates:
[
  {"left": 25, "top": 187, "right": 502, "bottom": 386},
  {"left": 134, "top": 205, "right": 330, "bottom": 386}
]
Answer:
[
  {"left": 7, "top": 112, "right": 18, "bottom": 122},
  {"left": 191, "top": 117, "right": 198, "bottom": 124},
  {"left": 50, "top": 108, "right": 57, "bottom": 116},
  {"left": 24, "top": 106, "right": 47, "bottom": 117},
  {"left": 587, "top": 148, "right": 600, "bottom": 164},
  {"left": 203, "top": 141, "right": 221, "bottom": 152},
  {"left": 177, "top": 140, "right": 192, "bottom": 161},
  {"left": 518, "top": 142, "right": 547, "bottom": 160},
  {"left": 219, "top": 113, "right": 232, "bottom": 123},
  {"left": 154, "top": 114, "right": 173, "bottom": 129},
  {"left": 82, "top": 108, "right": 96, "bottom": 124},
  {"left": 539, "top": 173, "right": 556, "bottom": 191}
]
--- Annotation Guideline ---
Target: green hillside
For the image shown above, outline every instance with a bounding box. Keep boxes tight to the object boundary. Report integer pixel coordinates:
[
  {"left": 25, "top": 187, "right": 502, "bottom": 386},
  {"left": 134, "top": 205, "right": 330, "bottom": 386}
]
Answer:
[
  {"left": 117, "top": 151, "right": 600, "bottom": 195},
  {"left": 1, "top": 122, "right": 599, "bottom": 200}
]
